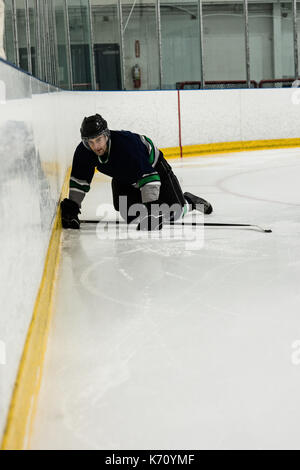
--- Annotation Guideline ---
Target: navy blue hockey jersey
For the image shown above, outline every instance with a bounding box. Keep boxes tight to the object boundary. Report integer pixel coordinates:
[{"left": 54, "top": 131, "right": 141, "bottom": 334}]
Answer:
[{"left": 69, "top": 130, "right": 162, "bottom": 206}]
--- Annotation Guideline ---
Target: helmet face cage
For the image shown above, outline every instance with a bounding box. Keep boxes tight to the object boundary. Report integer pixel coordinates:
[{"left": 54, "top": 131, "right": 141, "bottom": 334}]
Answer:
[
  {"left": 82, "top": 129, "right": 110, "bottom": 150},
  {"left": 80, "top": 114, "right": 110, "bottom": 149}
]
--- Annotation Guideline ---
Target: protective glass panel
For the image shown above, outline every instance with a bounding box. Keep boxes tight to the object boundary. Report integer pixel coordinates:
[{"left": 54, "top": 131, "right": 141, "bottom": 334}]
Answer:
[
  {"left": 91, "top": 0, "right": 121, "bottom": 90},
  {"left": 28, "top": 0, "right": 36, "bottom": 75},
  {"left": 279, "top": 1, "right": 294, "bottom": 79},
  {"left": 39, "top": 0, "right": 48, "bottom": 82},
  {"left": 4, "top": 0, "right": 16, "bottom": 64},
  {"left": 54, "top": 0, "right": 71, "bottom": 88},
  {"left": 68, "top": 0, "right": 93, "bottom": 90},
  {"left": 202, "top": 0, "right": 246, "bottom": 88},
  {"left": 160, "top": 0, "right": 201, "bottom": 90},
  {"left": 248, "top": 1, "right": 273, "bottom": 86},
  {"left": 47, "top": 0, "right": 57, "bottom": 85},
  {"left": 249, "top": 0, "right": 296, "bottom": 88},
  {"left": 15, "top": 0, "right": 28, "bottom": 71},
  {"left": 122, "top": 0, "right": 159, "bottom": 90}
]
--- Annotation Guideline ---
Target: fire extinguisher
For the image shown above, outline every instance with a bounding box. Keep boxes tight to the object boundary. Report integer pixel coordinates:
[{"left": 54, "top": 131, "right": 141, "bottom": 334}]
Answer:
[{"left": 132, "top": 64, "right": 141, "bottom": 89}]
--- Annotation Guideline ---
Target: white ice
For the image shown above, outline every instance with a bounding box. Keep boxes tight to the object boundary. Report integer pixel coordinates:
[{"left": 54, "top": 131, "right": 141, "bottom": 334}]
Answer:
[{"left": 30, "top": 148, "right": 300, "bottom": 450}]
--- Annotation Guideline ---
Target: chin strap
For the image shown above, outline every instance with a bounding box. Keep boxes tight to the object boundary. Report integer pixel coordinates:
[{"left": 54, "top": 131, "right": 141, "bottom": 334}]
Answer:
[{"left": 82, "top": 139, "right": 91, "bottom": 150}]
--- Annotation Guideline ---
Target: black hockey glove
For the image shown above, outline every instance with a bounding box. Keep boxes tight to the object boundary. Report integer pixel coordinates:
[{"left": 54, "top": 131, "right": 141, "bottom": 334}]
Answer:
[
  {"left": 60, "top": 198, "right": 81, "bottom": 229},
  {"left": 136, "top": 201, "right": 163, "bottom": 231}
]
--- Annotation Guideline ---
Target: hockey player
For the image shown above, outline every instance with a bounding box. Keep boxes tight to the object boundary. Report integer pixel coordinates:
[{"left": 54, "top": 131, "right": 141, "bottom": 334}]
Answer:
[{"left": 61, "top": 114, "right": 213, "bottom": 230}]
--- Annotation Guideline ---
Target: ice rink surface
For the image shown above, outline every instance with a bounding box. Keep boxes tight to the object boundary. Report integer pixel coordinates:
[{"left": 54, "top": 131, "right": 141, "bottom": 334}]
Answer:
[{"left": 31, "top": 149, "right": 300, "bottom": 450}]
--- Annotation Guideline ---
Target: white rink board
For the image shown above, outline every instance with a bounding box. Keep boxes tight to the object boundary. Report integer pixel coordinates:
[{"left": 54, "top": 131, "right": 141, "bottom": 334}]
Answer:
[
  {"left": 57, "top": 90, "right": 179, "bottom": 150},
  {"left": 179, "top": 88, "right": 300, "bottom": 145},
  {"left": 94, "top": 90, "right": 178, "bottom": 149},
  {"left": 0, "top": 61, "right": 70, "bottom": 440},
  {"left": 68, "top": 87, "right": 300, "bottom": 149},
  {"left": 240, "top": 88, "right": 300, "bottom": 141},
  {"left": 179, "top": 89, "right": 242, "bottom": 145}
]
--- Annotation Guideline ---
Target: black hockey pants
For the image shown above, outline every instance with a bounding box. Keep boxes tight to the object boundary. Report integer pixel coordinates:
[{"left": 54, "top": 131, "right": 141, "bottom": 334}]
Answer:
[{"left": 112, "top": 152, "right": 186, "bottom": 223}]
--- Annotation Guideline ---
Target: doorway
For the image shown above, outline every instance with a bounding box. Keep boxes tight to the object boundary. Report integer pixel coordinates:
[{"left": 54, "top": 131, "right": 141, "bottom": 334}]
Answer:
[{"left": 94, "top": 43, "right": 122, "bottom": 91}]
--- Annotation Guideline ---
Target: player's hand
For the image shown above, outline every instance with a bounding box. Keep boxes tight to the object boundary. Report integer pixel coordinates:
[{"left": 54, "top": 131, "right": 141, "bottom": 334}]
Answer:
[
  {"left": 136, "top": 202, "right": 163, "bottom": 231},
  {"left": 60, "top": 198, "right": 81, "bottom": 229}
]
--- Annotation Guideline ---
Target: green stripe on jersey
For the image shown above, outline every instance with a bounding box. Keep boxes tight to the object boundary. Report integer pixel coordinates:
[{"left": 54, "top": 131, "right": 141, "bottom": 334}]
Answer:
[
  {"left": 70, "top": 180, "right": 90, "bottom": 193},
  {"left": 182, "top": 202, "right": 189, "bottom": 217},
  {"left": 144, "top": 136, "right": 155, "bottom": 165},
  {"left": 138, "top": 174, "right": 161, "bottom": 188}
]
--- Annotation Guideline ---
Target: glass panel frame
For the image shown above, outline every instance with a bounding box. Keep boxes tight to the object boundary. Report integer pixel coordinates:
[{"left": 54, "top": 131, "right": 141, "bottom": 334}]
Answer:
[
  {"left": 122, "top": 0, "right": 160, "bottom": 91},
  {"left": 279, "top": 0, "right": 294, "bottom": 79},
  {"left": 4, "top": 0, "right": 16, "bottom": 64},
  {"left": 54, "top": 0, "right": 72, "bottom": 89},
  {"left": 248, "top": 1, "right": 275, "bottom": 85},
  {"left": 5, "top": 0, "right": 300, "bottom": 90},
  {"left": 67, "top": 0, "right": 94, "bottom": 91},
  {"left": 202, "top": 0, "right": 246, "bottom": 85},
  {"left": 160, "top": 0, "right": 202, "bottom": 90},
  {"left": 91, "top": 0, "right": 122, "bottom": 90},
  {"left": 248, "top": 0, "right": 297, "bottom": 87}
]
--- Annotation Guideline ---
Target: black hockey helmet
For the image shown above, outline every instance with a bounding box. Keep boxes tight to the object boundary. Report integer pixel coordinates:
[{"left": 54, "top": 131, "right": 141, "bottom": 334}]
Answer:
[{"left": 80, "top": 114, "right": 110, "bottom": 147}]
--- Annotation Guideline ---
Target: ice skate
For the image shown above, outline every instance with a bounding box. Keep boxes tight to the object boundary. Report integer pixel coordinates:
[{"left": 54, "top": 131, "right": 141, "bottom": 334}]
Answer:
[{"left": 184, "top": 192, "right": 213, "bottom": 215}]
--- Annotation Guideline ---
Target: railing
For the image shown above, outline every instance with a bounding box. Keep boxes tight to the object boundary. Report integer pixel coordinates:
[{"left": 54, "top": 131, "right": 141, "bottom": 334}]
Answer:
[
  {"left": 258, "top": 78, "right": 300, "bottom": 88},
  {"left": 176, "top": 79, "right": 300, "bottom": 90},
  {"left": 176, "top": 80, "right": 258, "bottom": 89},
  {"left": 72, "top": 82, "right": 92, "bottom": 91}
]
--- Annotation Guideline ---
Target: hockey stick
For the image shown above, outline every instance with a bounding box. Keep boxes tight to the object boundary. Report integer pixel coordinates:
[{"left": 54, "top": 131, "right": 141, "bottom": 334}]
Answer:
[{"left": 80, "top": 220, "right": 272, "bottom": 233}]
